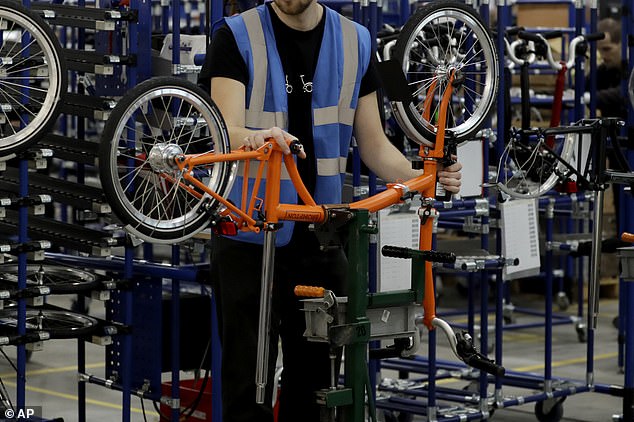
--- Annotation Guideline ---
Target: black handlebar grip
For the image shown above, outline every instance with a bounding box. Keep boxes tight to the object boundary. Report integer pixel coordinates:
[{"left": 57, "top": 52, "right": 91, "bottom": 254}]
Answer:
[
  {"left": 517, "top": 31, "right": 544, "bottom": 43},
  {"left": 289, "top": 140, "right": 304, "bottom": 155},
  {"left": 381, "top": 246, "right": 456, "bottom": 263},
  {"left": 421, "top": 250, "right": 457, "bottom": 263},
  {"left": 466, "top": 356, "right": 506, "bottom": 377},
  {"left": 381, "top": 245, "right": 417, "bottom": 259},
  {"left": 542, "top": 30, "right": 563, "bottom": 40},
  {"left": 505, "top": 26, "right": 525, "bottom": 37},
  {"left": 585, "top": 32, "right": 605, "bottom": 42}
]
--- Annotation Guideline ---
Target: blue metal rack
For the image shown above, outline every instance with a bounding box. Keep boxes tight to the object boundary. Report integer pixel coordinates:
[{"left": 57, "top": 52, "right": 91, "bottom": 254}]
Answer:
[
  {"left": 12, "top": 0, "right": 632, "bottom": 421},
  {"left": 371, "top": 2, "right": 634, "bottom": 422}
]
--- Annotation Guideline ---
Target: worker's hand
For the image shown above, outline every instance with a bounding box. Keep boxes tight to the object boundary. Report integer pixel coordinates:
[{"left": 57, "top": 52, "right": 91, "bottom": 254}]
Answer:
[
  {"left": 437, "top": 156, "right": 462, "bottom": 194},
  {"left": 243, "top": 126, "right": 306, "bottom": 159}
]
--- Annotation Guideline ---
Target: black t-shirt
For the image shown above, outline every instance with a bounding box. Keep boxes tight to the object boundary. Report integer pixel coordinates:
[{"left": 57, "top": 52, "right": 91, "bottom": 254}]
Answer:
[
  {"left": 198, "top": 3, "right": 379, "bottom": 196},
  {"left": 595, "top": 64, "right": 627, "bottom": 119}
]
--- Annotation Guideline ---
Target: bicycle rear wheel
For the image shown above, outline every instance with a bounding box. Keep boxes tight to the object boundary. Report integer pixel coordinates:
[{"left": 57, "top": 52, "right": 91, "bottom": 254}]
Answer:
[
  {"left": 392, "top": 0, "right": 498, "bottom": 146},
  {"left": 99, "top": 77, "right": 235, "bottom": 244},
  {"left": 0, "top": 0, "right": 67, "bottom": 156},
  {"left": 0, "top": 309, "right": 98, "bottom": 339},
  {"left": 496, "top": 132, "right": 579, "bottom": 199}
]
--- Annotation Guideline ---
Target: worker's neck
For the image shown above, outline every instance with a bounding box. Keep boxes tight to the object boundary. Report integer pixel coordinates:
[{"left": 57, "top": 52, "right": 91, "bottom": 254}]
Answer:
[{"left": 271, "top": 1, "right": 323, "bottom": 31}]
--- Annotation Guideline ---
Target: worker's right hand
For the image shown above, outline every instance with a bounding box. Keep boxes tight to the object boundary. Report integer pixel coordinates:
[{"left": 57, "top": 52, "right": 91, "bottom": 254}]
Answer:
[{"left": 243, "top": 126, "right": 306, "bottom": 159}]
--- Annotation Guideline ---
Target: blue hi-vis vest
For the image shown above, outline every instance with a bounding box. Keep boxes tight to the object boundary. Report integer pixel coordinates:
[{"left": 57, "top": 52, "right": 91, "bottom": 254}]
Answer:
[{"left": 224, "top": 3, "right": 371, "bottom": 246}]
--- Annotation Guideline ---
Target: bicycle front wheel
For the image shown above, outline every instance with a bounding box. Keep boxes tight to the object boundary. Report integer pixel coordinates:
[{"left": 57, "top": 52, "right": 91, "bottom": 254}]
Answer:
[
  {"left": 392, "top": 0, "right": 498, "bottom": 146},
  {"left": 0, "top": 0, "right": 67, "bottom": 156},
  {"left": 99, "top": 77, "right": 235, "bottom": 244}
]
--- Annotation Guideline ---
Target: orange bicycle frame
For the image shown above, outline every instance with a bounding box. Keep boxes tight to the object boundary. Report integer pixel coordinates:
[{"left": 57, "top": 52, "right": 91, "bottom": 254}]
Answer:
[{"left": 175, "top": 73, "right": 455, "bottom": 330}]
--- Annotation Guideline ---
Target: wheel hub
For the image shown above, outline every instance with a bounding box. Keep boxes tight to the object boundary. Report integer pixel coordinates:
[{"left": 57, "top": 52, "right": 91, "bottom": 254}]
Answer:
[{"left": 148, "top": 143, "right": 183, "bottom": 173}]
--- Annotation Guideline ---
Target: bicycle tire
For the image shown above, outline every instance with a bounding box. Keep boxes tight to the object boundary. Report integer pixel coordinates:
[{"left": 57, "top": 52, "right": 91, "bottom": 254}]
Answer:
[
  {"left": 99, "top": 77, "right": 235, "bottom": 244},
  {"left": 0, "top": 0, "right": 67, "bottom": 156},
  {"left": 392, "top": 0, "right": 498, "bottom": 145},
  {"left": 0, "top": 263, "right": 101, "bottom": 294},
  {"left": 496, "top": 132, "right": 578, "bottom": 199},
  {"left": 0, "top": 309, "right": 98, "bottom": 339}
]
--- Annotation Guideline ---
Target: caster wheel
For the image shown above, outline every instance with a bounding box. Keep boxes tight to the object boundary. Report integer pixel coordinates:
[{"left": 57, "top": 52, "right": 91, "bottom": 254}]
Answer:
[
  {"left": 556, "top": 292, "right": 570, "bottom": 311},
  {"left": 613, "top": 316, "right": 619, "bottom": 329},
  {"left": 503, "top": 305, "right": 515, "bottom": 325},
  {"left": 535, "top": 400, "right": 564, "bottom": 422},
  {"left": 26, "top": 350, "right": 33, "bottom": 362},
  {"left": 576, "top": 324, "right": 587, "bottom": 343},
  {"left": 383, "top": 411, "right": 414, "bottom": 422}
]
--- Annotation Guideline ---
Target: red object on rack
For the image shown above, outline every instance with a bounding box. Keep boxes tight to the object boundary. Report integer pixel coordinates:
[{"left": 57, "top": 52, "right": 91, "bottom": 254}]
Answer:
[
  {"left": 546, "top": 64, "right": 568, "bottom": 148},
  {"left": 160, "top": 378, "right": 212, "bottom": 421},
  {"left": 555, "top": 180, "right": 578, "bottom": 194}
]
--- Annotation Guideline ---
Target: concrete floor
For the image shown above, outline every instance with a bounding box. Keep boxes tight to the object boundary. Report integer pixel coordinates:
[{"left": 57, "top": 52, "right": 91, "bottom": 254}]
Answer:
[{"left": 0, "top": 289, "right": 628, "bottom": 422}]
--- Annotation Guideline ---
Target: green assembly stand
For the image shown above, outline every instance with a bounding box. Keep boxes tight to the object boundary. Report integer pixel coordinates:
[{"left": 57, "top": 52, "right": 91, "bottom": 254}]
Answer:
[{"left": 300, "top": 208, "right": 429, "bottom": 422}]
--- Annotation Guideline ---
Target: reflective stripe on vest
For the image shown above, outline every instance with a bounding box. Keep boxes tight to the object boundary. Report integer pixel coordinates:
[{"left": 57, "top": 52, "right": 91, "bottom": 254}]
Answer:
[{"left": 224, "top": 4, "right": 370, "bottom": 245}]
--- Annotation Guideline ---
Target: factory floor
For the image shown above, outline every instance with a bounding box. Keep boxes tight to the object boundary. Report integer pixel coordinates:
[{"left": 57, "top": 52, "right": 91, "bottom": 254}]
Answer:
[{"left": 0, "top": 285, "right": 628, "bottom": 422}]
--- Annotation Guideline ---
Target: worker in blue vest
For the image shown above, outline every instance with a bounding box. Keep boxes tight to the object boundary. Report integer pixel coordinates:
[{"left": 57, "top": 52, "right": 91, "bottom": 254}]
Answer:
[{"left": 198, "top": 1, "right": 462, "bottom": 420}]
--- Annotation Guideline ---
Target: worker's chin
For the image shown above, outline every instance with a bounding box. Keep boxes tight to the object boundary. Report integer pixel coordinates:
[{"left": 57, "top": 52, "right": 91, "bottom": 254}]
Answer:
[{"left": 273, "top": 0, "right": 313, "bottom": 16}]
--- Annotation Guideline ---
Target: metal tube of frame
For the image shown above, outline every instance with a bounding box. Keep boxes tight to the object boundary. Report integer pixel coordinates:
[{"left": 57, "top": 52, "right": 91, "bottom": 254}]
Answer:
[
  {"left": 588, "top": 190, "right": 604, "bottom": 330},
  {"left": 255, "top": 230, "right": 277, "bottom": 404}
]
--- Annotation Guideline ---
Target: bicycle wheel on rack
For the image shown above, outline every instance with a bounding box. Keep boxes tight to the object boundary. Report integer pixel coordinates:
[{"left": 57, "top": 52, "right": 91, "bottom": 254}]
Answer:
[
  {"left": 0, "top": 263, "right": 101, "bottom": 294},
  {"left": 0, "top": 0, "right": 67, "bottom": 157},
  {"left": 0, "top": 309, "right": 98, "bottom": 339},
  {"left": 392, "top": 0, "right": 498, "bottom": 146},
  {"left": 99, "top": 77, "right": 235, "bottom": 244},
  {"left": 495, "top": 131, "right": 579, "bottom": 199}
]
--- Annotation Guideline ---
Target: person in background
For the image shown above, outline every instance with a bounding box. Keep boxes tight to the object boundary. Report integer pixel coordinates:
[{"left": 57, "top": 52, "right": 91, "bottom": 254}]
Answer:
[
  {"left": 594, "top": 17, "right": 627, "bottom": 118},
  {"left": 579, "top": 17, "right": 628, "bottom": 250},
  {"left": 198, "top": 1, "right": 462, "bottom": 421}
]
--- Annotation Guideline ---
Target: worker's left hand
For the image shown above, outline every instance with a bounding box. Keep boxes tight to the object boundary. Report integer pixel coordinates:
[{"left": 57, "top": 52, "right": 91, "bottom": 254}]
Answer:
[{"left": 437, "top": 157, "right": 462, "bottom": 194}]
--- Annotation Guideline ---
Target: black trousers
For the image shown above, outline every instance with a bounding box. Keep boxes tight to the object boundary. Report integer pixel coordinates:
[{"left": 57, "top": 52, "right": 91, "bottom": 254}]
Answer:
[{"left": 210, "top": 226, "right": 348, "bottom": 422}]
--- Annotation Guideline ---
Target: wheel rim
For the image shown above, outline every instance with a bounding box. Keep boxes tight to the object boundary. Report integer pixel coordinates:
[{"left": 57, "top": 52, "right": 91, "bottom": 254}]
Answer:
[
  {"left": 0, "top": 309, "right": 98, "bottom": 338},
  {"left": 395, "top": 6, "right": 497, "bottom": 145},
  {"left": 105, "top": 85, "right": 234, "bottom": 243},
  {"left": 0, "top": 263, "right": 100, "bottom": 293},
  {"left": 0, "top": 6, "right": 64, "bottom": 154}
]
